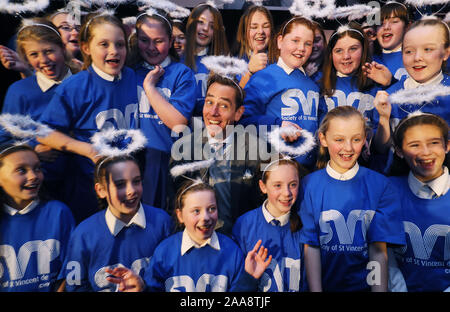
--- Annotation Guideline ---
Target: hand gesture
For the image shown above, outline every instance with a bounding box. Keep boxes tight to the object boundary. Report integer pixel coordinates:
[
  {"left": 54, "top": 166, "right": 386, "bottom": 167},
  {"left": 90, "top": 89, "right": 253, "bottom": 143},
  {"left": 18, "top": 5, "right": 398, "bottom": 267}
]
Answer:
[
  {"left": 143, "top": 65, "right": 165, "bottom": 90},
  {"left": 281, "top": 121, "right": 302, "bottom": 143},
  {"left": 0, "top": 45, "right": 31, "bottom": 73},
  {"left": 34, "top": 144, "right": 61, "bottom": 162},
  {"left": 374, "top": 90, "right": 392, "bottom": 121},
  {"left": 248, "top": 48, "right": 268, "bottom": 74},
  {"left": 362, "top": 61, "right": 393, "bottom": 87},
  {"left": 245, "top": 239, "right": 272, "bottom": 279},
  {"left": 105, "top": 267, "right": 145, "bottom": 292}
]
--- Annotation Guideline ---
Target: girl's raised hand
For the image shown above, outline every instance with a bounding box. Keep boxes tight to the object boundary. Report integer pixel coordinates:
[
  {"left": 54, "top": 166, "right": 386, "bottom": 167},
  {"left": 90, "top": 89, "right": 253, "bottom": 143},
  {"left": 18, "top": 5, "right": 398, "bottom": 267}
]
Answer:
[
  {"left": 105, "top": 267, "right": 145, "bottom": 292},
  {"left": 362, "top": 61, "right": 393, "bottom": 87},
  {"left": 0, "top": 45, "right": 31, "bottom": 74},
  {"left": 143, "top": 65, "right": 165, "bottom": 90},
  {"left": 245, "top": 239, "right": 272, "bottom": 279},
  {"left": 281, "top": 121, "right": 302, "bottom": 143},
  {"left": 248, "top": 48, "right": 268, "bottom": 74},
  {"left": 374, "top": 90, "right": 392, "bottom": 121}
]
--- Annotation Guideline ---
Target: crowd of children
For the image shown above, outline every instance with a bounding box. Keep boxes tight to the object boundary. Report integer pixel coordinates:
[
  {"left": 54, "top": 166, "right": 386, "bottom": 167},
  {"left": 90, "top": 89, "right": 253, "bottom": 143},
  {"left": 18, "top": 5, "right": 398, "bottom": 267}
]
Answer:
[{"left": 0, "top": 0, "right": 449, "bottom": 293}]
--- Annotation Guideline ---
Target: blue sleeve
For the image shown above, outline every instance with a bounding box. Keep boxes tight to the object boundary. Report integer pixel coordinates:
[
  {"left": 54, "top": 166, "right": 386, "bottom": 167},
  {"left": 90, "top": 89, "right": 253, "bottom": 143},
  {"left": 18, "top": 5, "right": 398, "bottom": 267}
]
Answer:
[
  {"left": 168, "top": 68, "right": 198, "bottom": 120},
  {"left": 228, "top": 246, "right": 258, "bottom": 292},
  {"left": 368, "top": 179, "right": 406, "bottom": 246},
  {"left": 231, "top": 217, "right": 248, "bottom": 253},
  {"left": 143, "top": 246, "right": 167, "bottom": 292},
  {"left": 299, "top": 180, "right": 320, "bottom": 247}
]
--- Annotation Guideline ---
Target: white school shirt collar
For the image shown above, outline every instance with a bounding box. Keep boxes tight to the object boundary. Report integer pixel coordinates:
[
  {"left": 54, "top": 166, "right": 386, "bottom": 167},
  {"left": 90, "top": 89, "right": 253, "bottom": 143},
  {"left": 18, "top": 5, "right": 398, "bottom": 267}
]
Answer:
[
  {"left": 337, "top": 71, "right": 350, "bottom": 78},
  {"left": 276, "top": 57, "right": 306, "bottom": 76},
  {"left": 36, "top": 69, "right": 71, "bottom": 92},
  {"left": 91, "top": 63, "right": 122, "bottom": 82},
  {"left": 181, "top": 228, "right": 220, "bottom": 256},
  {"left": 3, "top": 200, "right": 39, "bottom": 216},
  {"left": 407, "top": 166, "right": 450, "bottom": 199},
  {"left": 326, "top": 161, "right": 360, "bottom": 181},
  {"left": 105, "top": 203, "right": 146, "bottom": 236},
  {"left": 382, "top": 46, "right": 402, "bottom": 54},
  {"left": 261, "top": 199, "right": 290, "bottom": 226},
  {"left": 142, "top": 56, "right": 171, "bottom": 70},
  {"left": 404, "top": 71, "right": 444, "bottom": 90},
  {"left": 197, "top": 47, "right": 209, "bottom": 56}
]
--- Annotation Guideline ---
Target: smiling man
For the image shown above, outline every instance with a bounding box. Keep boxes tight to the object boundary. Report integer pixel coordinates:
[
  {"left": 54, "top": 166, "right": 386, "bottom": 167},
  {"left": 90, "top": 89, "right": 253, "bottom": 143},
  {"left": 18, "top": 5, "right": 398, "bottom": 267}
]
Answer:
[{"left": 168, "top": 73, "right": 275, "bottom": 235}]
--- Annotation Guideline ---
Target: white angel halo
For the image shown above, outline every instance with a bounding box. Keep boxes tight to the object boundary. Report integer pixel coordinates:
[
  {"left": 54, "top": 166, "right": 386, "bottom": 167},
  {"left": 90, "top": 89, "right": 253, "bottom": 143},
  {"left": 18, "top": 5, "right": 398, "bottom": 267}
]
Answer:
[
  {"left": 0, "top": 113, "right": 52, "bottom": 139},
  {"left": 0, "top": 0, "right": 50, "bottom": 14},
  {"left": 267, "top": 126, "right": 316, "bottom": 157},
  {"left": 169, "top": 159, "right": 215, "bottom": 178},
  {"left": 91, "top": 128, "right": 148, "bottom": 158},
  {"left": 389, "top": 84, "right": 450, "bottom": 105},
  {"left": 288, "top": 0, "right": 336, "bottom": 20},
  {"left": 137, "top": 0, "right": 191, "bottom": 19},
  {"left": 328, "top": 4, "right": 381, "bottom": 21},
  {"left": 201, "top": 55, "right": 249, "bottom": 79}
]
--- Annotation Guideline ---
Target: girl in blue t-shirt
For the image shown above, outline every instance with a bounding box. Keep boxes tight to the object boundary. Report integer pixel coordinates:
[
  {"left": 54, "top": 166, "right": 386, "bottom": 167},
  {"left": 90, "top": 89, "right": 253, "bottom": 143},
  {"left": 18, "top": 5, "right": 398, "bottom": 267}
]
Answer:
[
  {"left": 300, "top": 106, "right": 405, "bottom": 292},
  {"left": 388, "top": 113, "right": 450, "bottom": 292},
  {"left": 105, "top": 180, "right": 272, "bottom": 292},
  {"left": 59, "top": 154, "right": 173, "bottom": 292},
  {"left": 241, "top": 16, "right": 327, "bottom": 170},
  {"left": 0, "top": 144, "right": 75, "bottom": 292},
  {"left": 129, "top": 9, "right": 197, "bottom": 210},
  {"left": 183, "top": 3, "right": 229, "bottom": 116},
  {"left": 1, "top": 18, "right": 77, "bottom": 204},
  {"left": 232, "top": 157, "right": 307, "bottom": 292},
  {"left": 232, "top": 5, "right": 277, "bottom": 88},
  {"left": 373, "top": 1, "right": 411, "bottom": 81},
  {"left": 372, "top": 18, "right": 450, "bottom": 172},
  {"left": 36, "top": 13, "right": 141, "bottom": 223}
]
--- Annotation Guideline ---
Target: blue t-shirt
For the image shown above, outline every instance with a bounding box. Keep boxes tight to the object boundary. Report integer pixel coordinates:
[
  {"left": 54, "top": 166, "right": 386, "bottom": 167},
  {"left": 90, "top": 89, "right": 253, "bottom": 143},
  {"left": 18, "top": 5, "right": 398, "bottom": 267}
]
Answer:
[
  {"left": 241, "top": 64, "right": 327, "bottom": 168},
  {"left": 0, "top": 200, "right": 75, "bottom": 292},
  {"left": 373, "top": 50, "right": 408, "bottom": 81},
  {"left": 144, "top": 231, "right": 256, "bottom": 292},
  {"left": 232, "top": 206, "right": 306, "bottom": 292},
  {"left": 389, "top": 175, "right": 450, "bottom": 292},
  {"left": 181, "top": 54, "right": 210, "bottom": 116},
  {"left": 135, "top": 61, "right": 197, "bottom": 153},
  {"left": 324, "top": 76, "right": 380, "bottom": 123},
  {"left": 59, "top": 204, "right": 172, "bottom": 292},
  {"left": 299, "top": 166, "right": 405, "bottom": 291}
]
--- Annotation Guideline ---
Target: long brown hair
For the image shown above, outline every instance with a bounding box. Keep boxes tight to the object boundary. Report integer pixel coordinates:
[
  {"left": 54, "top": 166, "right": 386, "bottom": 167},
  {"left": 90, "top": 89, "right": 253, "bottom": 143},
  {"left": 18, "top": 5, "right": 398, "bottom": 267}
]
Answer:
[
  {"left": 232, "top": 5, "right": 276, "bottom": 64},
  {"left": 184, "top": 4, "right": 229, "bottom": 71},
  {"left": 321, "top": 22, "right": 372, "bottom": 97}
]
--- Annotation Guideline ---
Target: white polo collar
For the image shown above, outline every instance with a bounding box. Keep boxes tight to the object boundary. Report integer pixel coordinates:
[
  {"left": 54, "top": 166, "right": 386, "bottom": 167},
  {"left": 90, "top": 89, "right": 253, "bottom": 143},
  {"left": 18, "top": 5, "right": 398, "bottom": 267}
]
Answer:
[
  {"left": 36, "top": 69, "right": 71, "bottom": 92},
  {"left": 3, "top": 200, "right": 39, "bottom": 216},
  {"left": 382, "top": 46, "right": 402, "bottom": 54},
  {"left": 105, "top": 203, "right": 146, "bottom": 236},
  {"left": 337, "top": 71, "right": 350, "bottom": 77},
  {"left": 92, "top": 63, "right": 122, "bottom": 81},
  {"left": 408, "top": 166, "right": 450, "bottom": 199},
  {"left": 326, "top": 161, "right": 360, "bottom": 181},
  {"left": 261, "top": 199, "right": 290, "bottom": 226},
  {"left": 197, "top": 47, "right": 209, "bottom": 56},
  {"left": 404, "top": 71, "right": 443, "bottom": 90},
  {"left": 142, "top": 56, "right": 171, "bottom": 70},
  {"left": 181, "top": 228, "right": 220, "bottom": 256},
  {"left": 277, "top": 57, "right": 306, "bottom": 76}
]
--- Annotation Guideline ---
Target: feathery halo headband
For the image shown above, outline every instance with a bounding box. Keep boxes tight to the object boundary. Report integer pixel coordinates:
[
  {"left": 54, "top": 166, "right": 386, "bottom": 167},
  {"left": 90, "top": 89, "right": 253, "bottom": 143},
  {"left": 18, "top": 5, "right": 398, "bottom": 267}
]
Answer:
[
  {"left": 328, "top": 4, "right": 381, "bottom": 21},
  {"left": 329, "top": 25, "right": 365, "bottom": 41},
  {"left": 393, "top": 110, "right": 443, "bottom": 141},
  {"left": 136, "top": 8, "right": 172, "bottom": 31},
  {"left": 137, "top": 0, "right": 190, "bottom": 20},
  {"left": 267, "top": 126, "right": 316, "bottom": 158},
  {"left": 91, "top": 128, "right": 148, "bottom": 176},
  {"left": 288, "top": 0, "right": 336, "bottom": 21},
  {"left": 200, "top": 55, "right": 248, "bottom": 100},
  {"left": 82, "top": 9, "right": 117, "bottom": 41},
  {"left": 389, "top": 84, "right": 450, "bottom": 105},
  {"left": 0, "top": 0, "right": 50, "bottom": 14},
  {"left": 17, "top": 19, "right": 61, "bottom": 38}
]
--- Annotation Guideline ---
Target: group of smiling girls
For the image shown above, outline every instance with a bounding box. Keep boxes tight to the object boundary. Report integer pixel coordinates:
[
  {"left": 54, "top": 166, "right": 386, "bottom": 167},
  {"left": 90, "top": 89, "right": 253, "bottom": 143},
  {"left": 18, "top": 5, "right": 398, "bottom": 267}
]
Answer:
[{"left": 0, "top": 1, "right": 449, "bottom": 292}]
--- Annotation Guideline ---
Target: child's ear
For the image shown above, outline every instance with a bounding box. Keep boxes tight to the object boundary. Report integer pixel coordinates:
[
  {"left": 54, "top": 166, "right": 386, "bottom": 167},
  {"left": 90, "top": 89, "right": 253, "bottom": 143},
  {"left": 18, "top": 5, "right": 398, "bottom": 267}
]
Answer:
[
  {"left": 175, "top": 208, "right": 184, "bottom": 224},
  {"left": 276, "top": 34, "right": 284, "bottom": 50},
  {"left": 318, "top": 132, "right": 328, "bottom": 147},
  {"left": 446, "top": 140, "right": 450, "bottom": 153},
  {"left": 94, "top": 182, "right": 107, "bottom": 199},
  {"left": 395, "top": 146, "right": 404, "bottom": 159},
  {"left": 259, "top": 179, "right": 267, "bottom": 194},
  {"left": 81, "top": 42, "right": 90, "bottom": 56}
]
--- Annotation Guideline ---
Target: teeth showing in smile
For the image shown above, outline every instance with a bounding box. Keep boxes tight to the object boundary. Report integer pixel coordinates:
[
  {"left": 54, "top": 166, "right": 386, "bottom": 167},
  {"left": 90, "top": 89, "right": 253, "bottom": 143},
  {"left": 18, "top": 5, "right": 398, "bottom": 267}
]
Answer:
[{"left": 208, "top": 120, "right": 220, "bottom": 125}]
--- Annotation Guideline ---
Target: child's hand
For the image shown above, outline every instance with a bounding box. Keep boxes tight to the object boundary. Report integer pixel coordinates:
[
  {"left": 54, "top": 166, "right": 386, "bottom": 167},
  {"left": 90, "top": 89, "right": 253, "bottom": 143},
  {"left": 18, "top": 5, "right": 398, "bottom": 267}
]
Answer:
[
  {"left": 362, "top": 61, "right": 392, "bottom": 87},
  {"left": 374, "top": 90, "right": 392, "bottom": 121},
  {"left": 0, "top": 45, "right": 30, "bottom": 73},
  {"left": 245, "top": 239, "right": 272, "bottom": 279},
  {"left": 34, "top": 144, "right": 60, "bottom": 162},
  {"left": 281, "top": 121, "right": 302, "bottom": 143},
  {"left": 143, "top": 65, "right": 165, "bottom": 90},
  {"left": 105, "top": 267, "right": 145, "bottom": 292},
  {"left": 248, "top": 48, "right": 268, "bottom": 74}
]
